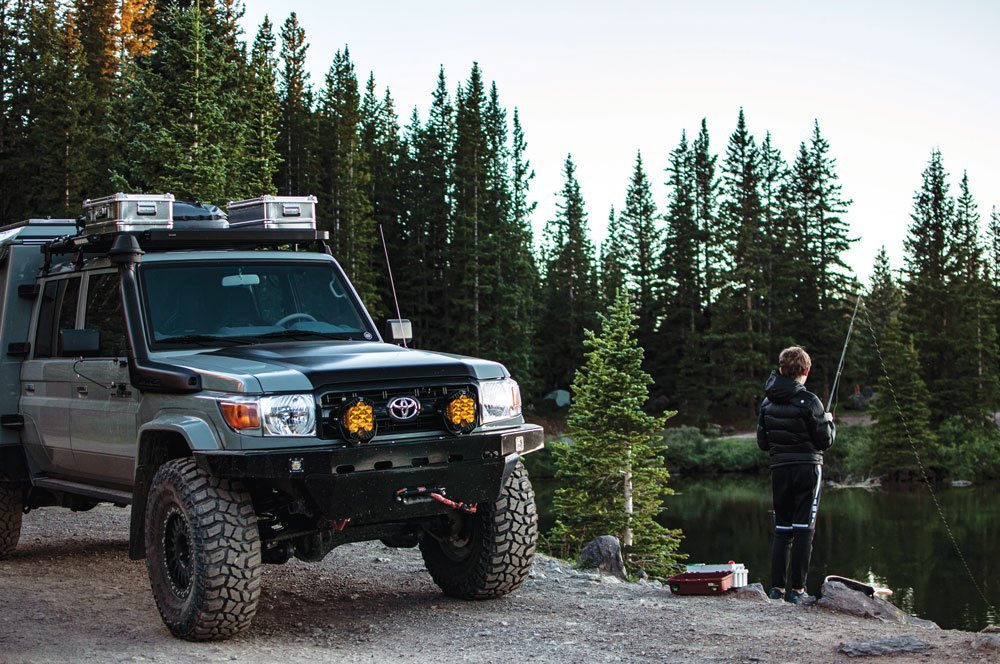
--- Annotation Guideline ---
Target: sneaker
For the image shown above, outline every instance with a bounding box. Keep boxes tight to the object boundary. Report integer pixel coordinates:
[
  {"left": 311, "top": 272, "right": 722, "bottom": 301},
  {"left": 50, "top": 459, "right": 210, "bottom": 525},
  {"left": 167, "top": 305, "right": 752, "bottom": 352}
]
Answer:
[
  {"left": 768, "top": 587, "right": 784, "bottom": 600},
  {"left": 785, "top": 589, "right": 806, "bottom": 605}
]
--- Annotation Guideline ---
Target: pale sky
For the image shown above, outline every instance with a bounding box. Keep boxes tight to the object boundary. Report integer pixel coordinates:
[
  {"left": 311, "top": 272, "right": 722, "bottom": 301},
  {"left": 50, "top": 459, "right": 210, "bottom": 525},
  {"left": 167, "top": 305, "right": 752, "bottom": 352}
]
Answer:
[{"left": 239, "top": 0, "right": 999, "bottom": 283}]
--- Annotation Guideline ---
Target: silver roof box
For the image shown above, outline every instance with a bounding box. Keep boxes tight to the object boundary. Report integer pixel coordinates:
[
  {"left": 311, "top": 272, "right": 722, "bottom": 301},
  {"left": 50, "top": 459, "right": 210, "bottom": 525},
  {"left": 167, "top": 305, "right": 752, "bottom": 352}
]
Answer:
[
  {"left": 83, "top": 193, "right": 174, "bottom": 234},
  {"left": 226, "top": 195, "right": 317, "bottom": 230}
]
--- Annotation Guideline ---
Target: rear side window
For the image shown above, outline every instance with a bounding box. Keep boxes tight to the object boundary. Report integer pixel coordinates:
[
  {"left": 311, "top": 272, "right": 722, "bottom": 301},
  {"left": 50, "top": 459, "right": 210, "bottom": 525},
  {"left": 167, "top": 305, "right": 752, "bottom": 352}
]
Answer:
[
  {"left": 85, "top": 273, "right": 128, "bottom": 357},
  {"left": 33, "top": 277, "right": 82, "bottom": 359}
]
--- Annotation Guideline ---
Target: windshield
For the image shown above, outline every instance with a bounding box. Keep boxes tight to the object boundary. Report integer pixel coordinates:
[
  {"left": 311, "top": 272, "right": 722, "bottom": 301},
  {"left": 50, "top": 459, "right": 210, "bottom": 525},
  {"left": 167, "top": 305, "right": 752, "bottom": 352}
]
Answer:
[{"left": 140, "top": 261, "right": 375, "bottom": 346}]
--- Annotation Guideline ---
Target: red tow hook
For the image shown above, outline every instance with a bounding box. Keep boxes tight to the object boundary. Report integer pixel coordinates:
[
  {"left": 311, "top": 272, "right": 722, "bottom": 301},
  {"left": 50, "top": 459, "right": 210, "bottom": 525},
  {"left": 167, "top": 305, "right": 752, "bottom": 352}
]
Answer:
[
  {"left": 330, "top": 518, "right": 350, "bottom": 531},
  {"left": 428, "top": 492, "right": 477, "bottom": 515},
  {"left": 395, "top": 486, "right": 477, "bottom": 514}
]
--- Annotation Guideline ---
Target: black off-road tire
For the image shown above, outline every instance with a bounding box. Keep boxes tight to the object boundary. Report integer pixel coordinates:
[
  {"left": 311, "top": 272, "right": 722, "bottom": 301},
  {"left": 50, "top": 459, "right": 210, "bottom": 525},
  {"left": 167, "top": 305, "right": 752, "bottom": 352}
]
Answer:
[
  {"left": 145, "top": 458, "right": 262, "bottom": 641},
  {"left": 0, "top": 481, "right": 23, "bottom": 558},
  {"left": 420, "top": 460, "right": 537, "bottom": 599}
]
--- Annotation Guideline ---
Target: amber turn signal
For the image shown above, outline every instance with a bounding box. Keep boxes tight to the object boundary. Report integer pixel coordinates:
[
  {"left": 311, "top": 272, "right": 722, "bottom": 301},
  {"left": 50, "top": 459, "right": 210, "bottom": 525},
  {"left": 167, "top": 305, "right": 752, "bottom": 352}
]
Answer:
[
  {"left": 220, "top": 401, "right": 261, "bottom": 431},
  {"left": 340, "top": 397, "right": 376, "bottom": 444},
  {"left": 443, "top": 391, "right": 477, "bottom": 434}
]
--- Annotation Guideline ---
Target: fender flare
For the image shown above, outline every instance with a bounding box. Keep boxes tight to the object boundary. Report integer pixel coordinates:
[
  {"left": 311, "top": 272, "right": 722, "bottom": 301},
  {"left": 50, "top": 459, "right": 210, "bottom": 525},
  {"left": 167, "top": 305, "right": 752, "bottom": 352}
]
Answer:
[{"left": 128, "top": 414, "right": 224, "bottom": 560}]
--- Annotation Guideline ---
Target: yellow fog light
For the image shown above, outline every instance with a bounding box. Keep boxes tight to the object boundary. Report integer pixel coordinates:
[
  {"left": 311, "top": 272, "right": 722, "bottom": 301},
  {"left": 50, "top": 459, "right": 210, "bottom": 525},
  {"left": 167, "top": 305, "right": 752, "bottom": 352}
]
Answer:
[
  {"left": 339, "top": 397, "right": 376, "bottom": 444},
  {"left": 443, "top": 391, "right": 477, "bottom": 435}
]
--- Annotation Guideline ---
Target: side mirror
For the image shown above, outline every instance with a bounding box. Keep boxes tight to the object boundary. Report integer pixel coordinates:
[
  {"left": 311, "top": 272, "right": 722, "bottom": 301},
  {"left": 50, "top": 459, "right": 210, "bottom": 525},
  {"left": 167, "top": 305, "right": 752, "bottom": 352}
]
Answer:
[
  {"left": 386, "top": 319, "right": 412, "bottom": 344},
  {"left": 59, "top": 329, "right": 101, "bottom": 358}
]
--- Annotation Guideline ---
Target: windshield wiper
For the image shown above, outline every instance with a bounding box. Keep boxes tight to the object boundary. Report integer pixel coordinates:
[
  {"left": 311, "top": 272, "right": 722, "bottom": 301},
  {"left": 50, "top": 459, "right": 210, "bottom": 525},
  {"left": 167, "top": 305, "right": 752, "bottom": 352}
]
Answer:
[
  {"left": 155, "top": 334, "right": 253, "bottom": 347},
  {"left": 242, "top": 329, "right": 359, "bottom": 343}
]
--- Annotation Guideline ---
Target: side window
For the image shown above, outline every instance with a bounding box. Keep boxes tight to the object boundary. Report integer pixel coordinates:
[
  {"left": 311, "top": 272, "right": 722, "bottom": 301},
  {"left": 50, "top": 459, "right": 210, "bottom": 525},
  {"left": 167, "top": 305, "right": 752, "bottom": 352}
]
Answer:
[
  {"left": 33, "top": 277, "right": 82, "bottom": 359},
  {"left": 85, "top": 273, "right": 128, "bottom": 357}
]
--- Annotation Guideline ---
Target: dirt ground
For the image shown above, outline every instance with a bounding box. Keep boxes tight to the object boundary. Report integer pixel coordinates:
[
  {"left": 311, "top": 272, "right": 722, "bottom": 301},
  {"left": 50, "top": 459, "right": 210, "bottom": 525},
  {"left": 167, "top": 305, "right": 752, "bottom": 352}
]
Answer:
[{"left": 0, "top": 505, "right": 993, "bottom": 663}]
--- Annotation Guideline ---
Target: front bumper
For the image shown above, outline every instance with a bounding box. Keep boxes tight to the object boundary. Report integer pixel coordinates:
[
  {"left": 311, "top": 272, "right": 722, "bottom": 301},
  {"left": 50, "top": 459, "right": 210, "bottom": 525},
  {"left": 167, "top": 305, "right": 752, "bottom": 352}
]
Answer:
[{"left": 193, "top": 425, "right": 543, "bottom": 522}]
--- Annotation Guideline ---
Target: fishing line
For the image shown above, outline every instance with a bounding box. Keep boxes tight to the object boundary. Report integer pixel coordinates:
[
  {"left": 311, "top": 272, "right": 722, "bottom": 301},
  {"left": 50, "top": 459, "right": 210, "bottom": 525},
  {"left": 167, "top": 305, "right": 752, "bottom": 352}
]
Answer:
[{"left": 858, "top": 300, "right": 996, "bottom": 614}]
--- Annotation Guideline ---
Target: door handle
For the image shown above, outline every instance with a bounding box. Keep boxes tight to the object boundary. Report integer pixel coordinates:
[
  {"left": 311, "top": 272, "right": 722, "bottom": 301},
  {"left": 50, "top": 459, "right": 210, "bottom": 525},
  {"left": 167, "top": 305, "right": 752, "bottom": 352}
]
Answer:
[
  {"left": 76, "top": 386, "right": 88, "bottom": 396},
  {"left": 24, "top": 384, "right": 35, "bottom": 394}
]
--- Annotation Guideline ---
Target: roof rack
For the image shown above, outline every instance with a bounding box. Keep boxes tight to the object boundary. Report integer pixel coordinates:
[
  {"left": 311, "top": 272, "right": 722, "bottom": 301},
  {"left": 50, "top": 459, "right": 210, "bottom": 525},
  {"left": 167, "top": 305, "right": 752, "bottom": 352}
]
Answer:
[{"left": 42, "top": 228, "right": 332, "bottom": 272}]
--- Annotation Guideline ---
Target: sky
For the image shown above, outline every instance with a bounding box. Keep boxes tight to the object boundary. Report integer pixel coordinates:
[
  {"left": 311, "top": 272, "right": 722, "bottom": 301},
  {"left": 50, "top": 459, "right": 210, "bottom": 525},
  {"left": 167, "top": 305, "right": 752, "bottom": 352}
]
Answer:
[{"left": 239, "top": 0, "right": 999, "bottom": 283}]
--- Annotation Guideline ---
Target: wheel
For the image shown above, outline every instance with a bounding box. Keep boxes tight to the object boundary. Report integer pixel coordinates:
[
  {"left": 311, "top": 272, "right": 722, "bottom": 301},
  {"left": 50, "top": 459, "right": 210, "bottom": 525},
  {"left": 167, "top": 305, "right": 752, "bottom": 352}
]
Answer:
[
  {"left": 420, "top": 460, "right": 537, "bottom": 599},
  {"left": 0, "top": 481, "right": 23, "bottom": 558},
  {"left": 144, "top": 458, "right": 262, "bottom": 641}
]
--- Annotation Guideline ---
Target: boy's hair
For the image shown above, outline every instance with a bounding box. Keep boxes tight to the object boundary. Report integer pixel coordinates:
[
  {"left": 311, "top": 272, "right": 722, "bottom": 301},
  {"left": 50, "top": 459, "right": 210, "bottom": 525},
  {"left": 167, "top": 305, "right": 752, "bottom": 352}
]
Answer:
[{"left": 778, "top": 346, "right": 812, "bottom": 378}]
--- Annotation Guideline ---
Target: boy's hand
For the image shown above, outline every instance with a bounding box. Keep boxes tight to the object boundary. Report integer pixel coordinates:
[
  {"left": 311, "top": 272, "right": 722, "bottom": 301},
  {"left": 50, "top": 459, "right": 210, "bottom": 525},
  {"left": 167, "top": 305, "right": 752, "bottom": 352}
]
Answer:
[{"left": 824, "top": 412, "right": 834, "bottom": 422}]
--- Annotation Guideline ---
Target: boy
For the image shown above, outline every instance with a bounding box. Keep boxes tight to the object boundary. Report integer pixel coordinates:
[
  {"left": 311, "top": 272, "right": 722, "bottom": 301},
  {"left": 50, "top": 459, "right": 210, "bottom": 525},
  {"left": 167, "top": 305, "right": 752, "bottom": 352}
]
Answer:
[{"left": 756, "top": 346, "right": 835, "bottom": 604}]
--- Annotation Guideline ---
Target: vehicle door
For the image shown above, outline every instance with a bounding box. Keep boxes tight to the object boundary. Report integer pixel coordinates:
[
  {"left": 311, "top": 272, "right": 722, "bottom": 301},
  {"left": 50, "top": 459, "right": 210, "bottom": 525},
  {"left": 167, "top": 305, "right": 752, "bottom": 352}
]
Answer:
[
  {"left": 19, "top": 274, "right": 83, "bottom": 475},
  {"left": 68, "top": 271, "right": 138, "bottom": 485}
]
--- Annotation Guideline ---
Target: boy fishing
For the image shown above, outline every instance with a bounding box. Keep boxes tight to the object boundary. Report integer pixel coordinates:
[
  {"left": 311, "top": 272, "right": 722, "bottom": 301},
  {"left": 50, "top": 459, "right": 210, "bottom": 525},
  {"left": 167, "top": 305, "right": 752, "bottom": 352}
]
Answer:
[{"left": 756, "top": 346, "right": 835, "bottom": 604}]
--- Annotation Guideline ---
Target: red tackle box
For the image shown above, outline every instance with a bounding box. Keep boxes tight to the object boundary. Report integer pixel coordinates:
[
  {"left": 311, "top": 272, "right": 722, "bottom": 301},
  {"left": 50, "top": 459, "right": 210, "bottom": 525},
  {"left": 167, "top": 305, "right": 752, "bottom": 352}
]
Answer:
[{"left": 666, "top": 571, "right": 735, "bottom": 595}]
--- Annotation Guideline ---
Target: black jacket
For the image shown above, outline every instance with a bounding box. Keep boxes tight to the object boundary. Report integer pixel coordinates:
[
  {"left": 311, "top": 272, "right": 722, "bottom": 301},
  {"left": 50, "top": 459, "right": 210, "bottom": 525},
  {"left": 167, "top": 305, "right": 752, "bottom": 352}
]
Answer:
[{"left": 756, "top": 370, "right": 835, "bottom": 467}]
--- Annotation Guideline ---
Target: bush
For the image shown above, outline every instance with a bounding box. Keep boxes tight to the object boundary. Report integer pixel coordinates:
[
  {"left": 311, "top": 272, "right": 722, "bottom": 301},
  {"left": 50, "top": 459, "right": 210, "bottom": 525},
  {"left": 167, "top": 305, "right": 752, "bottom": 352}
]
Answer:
[
  {"left": 663, "top": 427, "right": 766, "bottom": 475},
  {"left": 937, "top": 417, "right": 1000, "bottom": 480}
]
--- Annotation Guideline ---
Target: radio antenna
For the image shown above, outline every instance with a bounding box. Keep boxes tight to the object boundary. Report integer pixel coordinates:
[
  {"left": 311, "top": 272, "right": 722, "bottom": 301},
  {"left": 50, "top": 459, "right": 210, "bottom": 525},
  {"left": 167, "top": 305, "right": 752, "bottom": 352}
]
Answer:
[{"left": 378, "top": 224, "right": 407, "bottom": 348}]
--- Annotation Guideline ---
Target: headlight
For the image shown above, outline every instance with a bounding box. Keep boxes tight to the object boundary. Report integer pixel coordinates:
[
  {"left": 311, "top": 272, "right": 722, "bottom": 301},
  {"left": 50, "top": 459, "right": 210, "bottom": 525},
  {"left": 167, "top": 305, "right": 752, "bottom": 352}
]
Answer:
[
  {"left": 260, "top": 394, "right": 316, "bottom": 436},
  {"left": 479, "top": 378, "right": 522, "bottom": 425}
]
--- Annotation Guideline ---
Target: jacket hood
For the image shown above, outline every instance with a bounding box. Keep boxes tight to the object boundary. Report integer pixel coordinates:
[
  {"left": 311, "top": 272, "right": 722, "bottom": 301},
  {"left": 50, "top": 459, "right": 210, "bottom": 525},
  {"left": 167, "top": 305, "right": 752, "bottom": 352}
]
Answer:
[{"left": 764, "top": 370, "right": 806, "bottom": 404}]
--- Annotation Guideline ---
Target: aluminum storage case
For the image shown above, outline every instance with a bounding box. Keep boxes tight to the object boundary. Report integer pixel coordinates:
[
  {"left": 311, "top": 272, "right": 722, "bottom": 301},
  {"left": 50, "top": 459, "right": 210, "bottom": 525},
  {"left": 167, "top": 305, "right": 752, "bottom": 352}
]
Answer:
[
  {"left": 83, "top": 193, "right": 174, "bottom": 234},
  {"left": 226, "top": 195, "right": 317, "bottom": 230}
]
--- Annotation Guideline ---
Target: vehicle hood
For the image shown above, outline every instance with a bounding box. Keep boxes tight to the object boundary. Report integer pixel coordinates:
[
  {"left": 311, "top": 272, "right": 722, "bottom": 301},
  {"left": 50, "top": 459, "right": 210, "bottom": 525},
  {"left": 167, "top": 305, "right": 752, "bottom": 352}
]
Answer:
[{"left": 163, "top": 341, "right": 508, "bottom": 393}]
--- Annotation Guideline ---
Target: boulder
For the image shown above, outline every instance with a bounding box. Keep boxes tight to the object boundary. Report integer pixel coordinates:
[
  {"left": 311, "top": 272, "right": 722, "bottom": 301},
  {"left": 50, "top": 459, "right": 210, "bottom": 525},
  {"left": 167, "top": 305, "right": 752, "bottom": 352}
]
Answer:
[
  {"left": 838, "top": 635, "right": 931, "bottom": 657},
  {"left": 816, "top": 581, "right": 909, "bottom": 624},
  {"left": 731, "top": 582, "right": 769, "bottom": 602},
  {"left": 972, "top": 633, "right": 1000, "bottom": 651},
  {"left": 577, "top": 535, "right": 627, "bottom": 580}
]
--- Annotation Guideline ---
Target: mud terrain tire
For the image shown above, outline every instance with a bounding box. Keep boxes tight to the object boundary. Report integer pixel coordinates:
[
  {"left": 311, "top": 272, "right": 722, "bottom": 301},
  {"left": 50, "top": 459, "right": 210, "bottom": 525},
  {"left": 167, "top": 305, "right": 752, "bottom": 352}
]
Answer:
[
  {"left": 0, "top": 480, "right": 22, "bottom": 558},
  {"left": 420, "top": 460, "right": 537, "bottom": 599},
  {"left": 145, "top": 458, "right": 262, "bottom": 641}
]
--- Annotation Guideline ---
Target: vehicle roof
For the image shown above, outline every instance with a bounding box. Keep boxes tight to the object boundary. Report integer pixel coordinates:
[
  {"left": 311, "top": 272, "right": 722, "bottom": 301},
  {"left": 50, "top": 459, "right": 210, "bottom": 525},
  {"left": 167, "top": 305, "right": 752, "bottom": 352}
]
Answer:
[{"left": 42, "top": 249, "right": 336, "bottom": 276}]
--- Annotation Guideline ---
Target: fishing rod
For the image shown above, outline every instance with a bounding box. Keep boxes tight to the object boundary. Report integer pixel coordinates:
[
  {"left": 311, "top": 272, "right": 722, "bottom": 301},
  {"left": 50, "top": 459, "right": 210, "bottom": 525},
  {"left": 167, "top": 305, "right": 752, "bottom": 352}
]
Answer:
[{"left": 826, "top": 293, "right": 863, "bottom": 412}]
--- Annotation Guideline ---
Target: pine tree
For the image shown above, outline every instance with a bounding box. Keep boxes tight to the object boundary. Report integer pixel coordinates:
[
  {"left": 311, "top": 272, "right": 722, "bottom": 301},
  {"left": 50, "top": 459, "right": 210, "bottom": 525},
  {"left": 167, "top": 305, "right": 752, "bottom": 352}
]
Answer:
[
  {"left": 902, "top": 150, "right": 955, "bottom": 425},
  {"left": 711, "top": 109, "right": 767, "bottom": 415},
  {"left": 74, "top": 0, "right": 118, "bottom": 196},
  {"left": 945, "top": 172, "right": 999, "bottom": 424},
  {"left": 407, "top": 69, "right": 454, "bottom": 351},
  {"left": 243, "top": 15, "right": 280, "bottom": 195},
  {"left": 657, "top": 130, "right": 701, "bottom": 411},
  {"left": 537, "top": 155, "right": 599, "bottom": 390},
  {"left": 0, "top": 0, "right": 26, "bottom": 223},
  {"left": 275, "top": 12, "right": 315, "bottom": 196},
  {"left": 360, "top": 75, "right": 408, "bottom": 320},
  {"left": 116, "top": 0, "right": 240, "bottom": 202},
  {"left": 550, "top": 290, "right": 684, "bottom": 578},
  {"left": 502, "top": 107, "right": 541, "bottom": 391},
  {"left": 618, "top": 151, "right": 660, "bottom": 349},
  {"left": 118, "top": 0, "right": 155, "bottom": 63},
  {"left": 870, "top": 320, "right": 941, "bottom": 480},
  {"left": 863, "top": 246, "right": 903, "bottom": 382},
  {"left": 691, "top": 119, "right": 719, "bottom": 300},
  {"left": 15, "top": 0, "right": 88, "bottom": 215},
  {"left": 757, "top": 131, "right": 796, "bottom": 356},
  {"left": 448, "top": 63, "right": 489, "bottom": 356},
  {"left": 316, "top": 47, "right": 378, "bottom": 310},
  {"left": 794, "top": 121, "right": 855, "bottom": 399},
  {"left": 599, "top": 207, "right": 627, "bottom": 308}
]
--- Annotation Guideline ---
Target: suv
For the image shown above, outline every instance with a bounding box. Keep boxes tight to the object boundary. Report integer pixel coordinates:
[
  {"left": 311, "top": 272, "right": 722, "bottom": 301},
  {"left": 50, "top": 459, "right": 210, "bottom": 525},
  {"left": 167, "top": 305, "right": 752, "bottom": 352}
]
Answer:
[{"left": 0, "top": 204, "right": 542, "bottom": 641}]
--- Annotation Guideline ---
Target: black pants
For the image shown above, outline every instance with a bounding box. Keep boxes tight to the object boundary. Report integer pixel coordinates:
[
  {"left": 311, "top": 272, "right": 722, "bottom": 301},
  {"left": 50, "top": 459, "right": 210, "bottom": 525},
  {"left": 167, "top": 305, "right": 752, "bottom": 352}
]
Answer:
[{"left": 770, "top": 463, "right": 822, "bottom": 590}]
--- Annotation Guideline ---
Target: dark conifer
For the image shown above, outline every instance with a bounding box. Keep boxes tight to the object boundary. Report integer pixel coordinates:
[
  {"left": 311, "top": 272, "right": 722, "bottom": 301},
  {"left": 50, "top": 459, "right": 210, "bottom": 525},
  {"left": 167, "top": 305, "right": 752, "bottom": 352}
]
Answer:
[
  {"left": 619, "top": 151, "right": 661, "bottom": 350},
  {"left": 243, "top": 15, "right": 280, "bottom": 195},
  {"left": 276, "top": 12, "right": 315, "bottom": 196}
]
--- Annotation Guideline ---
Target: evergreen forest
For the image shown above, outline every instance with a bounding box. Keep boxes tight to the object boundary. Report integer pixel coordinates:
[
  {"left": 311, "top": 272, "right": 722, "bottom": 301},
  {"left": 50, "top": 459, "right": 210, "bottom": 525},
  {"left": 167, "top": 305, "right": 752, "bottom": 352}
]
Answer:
[{"left": 2, "top": 1, "right": 998, "bottom": 477}]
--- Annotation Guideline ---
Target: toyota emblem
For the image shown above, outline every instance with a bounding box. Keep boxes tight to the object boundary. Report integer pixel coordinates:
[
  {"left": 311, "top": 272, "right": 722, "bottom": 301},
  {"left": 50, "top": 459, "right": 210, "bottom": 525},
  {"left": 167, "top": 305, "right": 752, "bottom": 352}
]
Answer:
[{"left": 387, "top": 395, "right": 421, "bottom": 422}]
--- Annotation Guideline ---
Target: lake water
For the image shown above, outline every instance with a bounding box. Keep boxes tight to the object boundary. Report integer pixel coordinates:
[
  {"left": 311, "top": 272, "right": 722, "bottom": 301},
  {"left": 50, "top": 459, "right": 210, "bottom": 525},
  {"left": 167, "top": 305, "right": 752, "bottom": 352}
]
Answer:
[{"left": 534, "top": 475, "right": 1000, "bottom": 631}]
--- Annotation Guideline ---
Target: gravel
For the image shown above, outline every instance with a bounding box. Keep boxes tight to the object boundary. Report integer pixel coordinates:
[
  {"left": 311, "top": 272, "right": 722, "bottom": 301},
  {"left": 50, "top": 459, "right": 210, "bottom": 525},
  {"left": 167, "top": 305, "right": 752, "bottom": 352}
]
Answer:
[{"left": 0, "top": 505, "right": 990, "bottom": 663}]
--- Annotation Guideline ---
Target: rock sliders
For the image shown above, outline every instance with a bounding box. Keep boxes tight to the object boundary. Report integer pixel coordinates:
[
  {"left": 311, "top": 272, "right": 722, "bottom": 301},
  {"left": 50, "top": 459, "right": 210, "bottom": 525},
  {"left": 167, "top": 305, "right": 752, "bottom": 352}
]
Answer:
[{"left": 577, "top": 535, "right": 628, "bottom": 580}]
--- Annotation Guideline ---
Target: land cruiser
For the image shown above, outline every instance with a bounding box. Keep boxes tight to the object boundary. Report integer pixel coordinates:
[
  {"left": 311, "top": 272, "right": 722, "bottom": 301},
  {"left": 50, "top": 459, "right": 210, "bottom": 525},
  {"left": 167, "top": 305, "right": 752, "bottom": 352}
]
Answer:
[{"left": 0, "top": 194, "right": 542, "bottom": 641}]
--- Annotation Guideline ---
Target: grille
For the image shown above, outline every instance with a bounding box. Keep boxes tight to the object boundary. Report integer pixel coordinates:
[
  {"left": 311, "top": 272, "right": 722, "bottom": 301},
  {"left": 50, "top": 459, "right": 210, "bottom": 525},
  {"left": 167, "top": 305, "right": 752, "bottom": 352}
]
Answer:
[{"left": 319, "top": 383, "right": 476, "bottom": 440}]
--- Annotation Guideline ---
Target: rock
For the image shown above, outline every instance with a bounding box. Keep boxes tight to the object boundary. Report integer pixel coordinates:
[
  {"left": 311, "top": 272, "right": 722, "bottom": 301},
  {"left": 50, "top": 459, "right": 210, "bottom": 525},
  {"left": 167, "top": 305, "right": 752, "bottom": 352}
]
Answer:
[
  {"left": 816, "top": 581, "right": 908, "bottom": 624},
  {"left": 972, "top": 633, "right": 1000, "bottom": 651},
  {"left": 838, "top": 635, "right": 931, "bottom": 657},
  {"left": 577, "top": 535, "right": 627, "bottom": 580},
  {"left": 905, "top": 616, "right": 940, "bottom": 630},
  {"left": 731, "top": 583, "right": 768, "bottom": 602},
  {"left": 981, "top": 625, "right": 1000, "bottom": 633}
]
